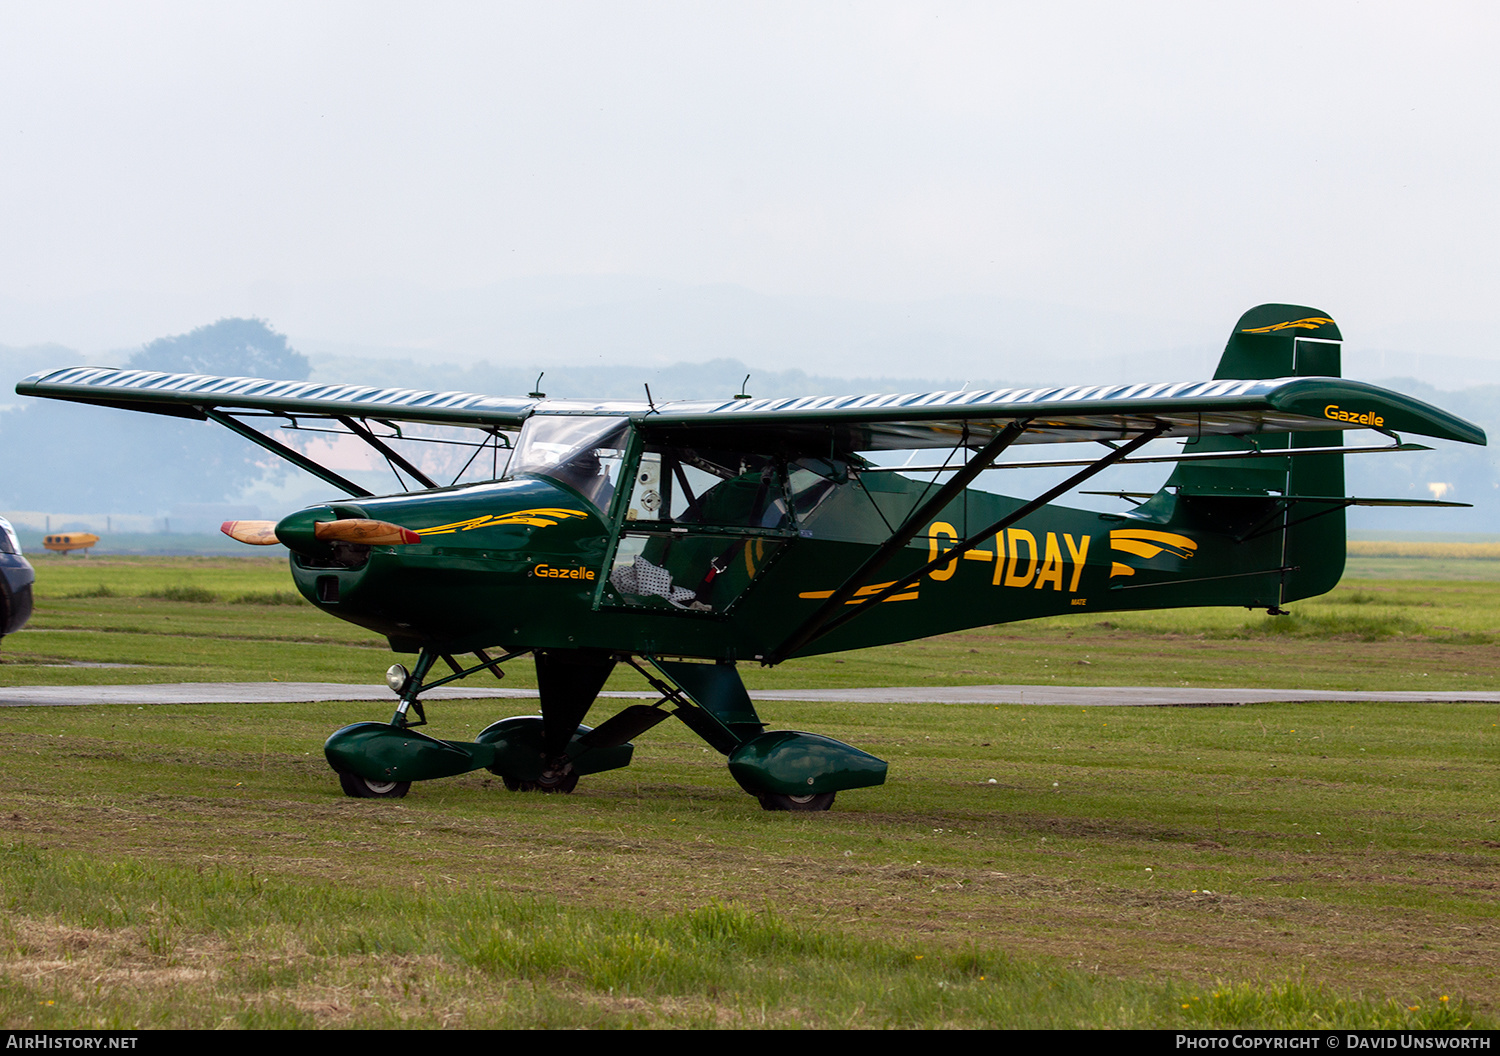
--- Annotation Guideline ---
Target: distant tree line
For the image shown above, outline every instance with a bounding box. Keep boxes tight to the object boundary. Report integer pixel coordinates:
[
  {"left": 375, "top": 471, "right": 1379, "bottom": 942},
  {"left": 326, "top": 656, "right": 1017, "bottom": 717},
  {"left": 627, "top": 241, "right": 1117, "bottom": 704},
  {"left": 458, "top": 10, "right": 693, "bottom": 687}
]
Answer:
[{"left": 1, "top": 319, "right": 308, "bottom": 512}]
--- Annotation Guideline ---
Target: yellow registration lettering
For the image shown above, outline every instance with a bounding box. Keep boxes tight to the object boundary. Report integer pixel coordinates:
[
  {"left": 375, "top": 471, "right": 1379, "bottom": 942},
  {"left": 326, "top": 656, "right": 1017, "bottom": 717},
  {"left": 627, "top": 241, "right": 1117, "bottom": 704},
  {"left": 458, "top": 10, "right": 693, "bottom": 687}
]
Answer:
[
  {"left": 927, "top": 522, "right": 959, "bottom": 581},
  {"left": 1005, "top": 529, "right": 1038, "bottom": 588},
  {"left": 1034, "top": 532, "right": 1064, "bottom": 591},
  {"left": 1064, "top": 533, "right": 1090, "bottom": 593}
]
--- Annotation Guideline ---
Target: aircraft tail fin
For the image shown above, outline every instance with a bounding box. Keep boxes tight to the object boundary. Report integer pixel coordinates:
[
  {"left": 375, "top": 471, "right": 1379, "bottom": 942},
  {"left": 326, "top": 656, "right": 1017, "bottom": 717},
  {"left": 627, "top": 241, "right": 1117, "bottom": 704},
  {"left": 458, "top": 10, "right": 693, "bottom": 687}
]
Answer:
[
  {"left": 1158, "top": 304, "right": 1347, "bottom": 604},
  {"left": 1210, "top": 303, "right": 1343, "bottom": 381}
]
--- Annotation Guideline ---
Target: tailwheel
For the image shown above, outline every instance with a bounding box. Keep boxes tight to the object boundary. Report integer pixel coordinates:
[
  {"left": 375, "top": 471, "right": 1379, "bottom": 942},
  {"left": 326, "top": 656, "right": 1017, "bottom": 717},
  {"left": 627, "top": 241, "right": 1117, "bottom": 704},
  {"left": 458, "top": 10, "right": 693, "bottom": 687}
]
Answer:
[
  {"left": 756, "top": 791, "right": 836, "bottom": 812},
  {"left": 338, "top": 771, "right": 411, "bottom": 799}
]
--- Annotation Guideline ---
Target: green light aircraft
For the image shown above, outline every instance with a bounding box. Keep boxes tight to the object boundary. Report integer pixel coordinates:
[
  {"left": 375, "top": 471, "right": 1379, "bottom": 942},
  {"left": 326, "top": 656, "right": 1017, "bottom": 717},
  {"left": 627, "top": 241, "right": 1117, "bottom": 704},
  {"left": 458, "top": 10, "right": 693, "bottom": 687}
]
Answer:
[{"left": 17, "top": 304, "right": 1486, "bottom": 810}]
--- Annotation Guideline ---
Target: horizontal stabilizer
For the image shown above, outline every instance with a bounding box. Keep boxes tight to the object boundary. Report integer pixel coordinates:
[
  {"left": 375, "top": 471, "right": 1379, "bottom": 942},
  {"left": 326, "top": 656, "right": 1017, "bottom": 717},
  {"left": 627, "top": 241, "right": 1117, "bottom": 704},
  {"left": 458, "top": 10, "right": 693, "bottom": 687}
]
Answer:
[
  {"left": 1081, "top": 491, "right": 1470, "bottom": 509},
  {"left": 1169, "top": 492, "right": 1472, "bottom": 508}
]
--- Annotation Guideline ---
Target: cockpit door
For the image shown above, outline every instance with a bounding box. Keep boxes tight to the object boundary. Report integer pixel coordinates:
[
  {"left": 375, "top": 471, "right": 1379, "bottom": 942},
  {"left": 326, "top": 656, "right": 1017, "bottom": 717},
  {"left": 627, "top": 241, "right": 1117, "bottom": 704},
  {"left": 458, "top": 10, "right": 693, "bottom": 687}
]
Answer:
[{"left": 595, "top": 442, "right": 797, "bottom": 616}]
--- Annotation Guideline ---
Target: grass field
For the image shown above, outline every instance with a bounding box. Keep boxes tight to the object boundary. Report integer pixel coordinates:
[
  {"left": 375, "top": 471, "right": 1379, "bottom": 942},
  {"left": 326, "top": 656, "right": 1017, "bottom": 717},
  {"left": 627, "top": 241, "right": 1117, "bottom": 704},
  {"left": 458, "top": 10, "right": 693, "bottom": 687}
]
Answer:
[{"left": 0, "top": 555, "right": 1494, "bottom": 1028}]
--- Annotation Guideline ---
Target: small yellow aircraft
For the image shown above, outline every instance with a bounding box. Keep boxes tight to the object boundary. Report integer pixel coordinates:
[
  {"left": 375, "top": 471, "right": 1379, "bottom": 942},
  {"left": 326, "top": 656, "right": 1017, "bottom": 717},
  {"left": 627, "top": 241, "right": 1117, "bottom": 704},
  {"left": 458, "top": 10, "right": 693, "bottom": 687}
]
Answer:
[{"left": 42, "top": 532, "right": 100, "bottom": 555}]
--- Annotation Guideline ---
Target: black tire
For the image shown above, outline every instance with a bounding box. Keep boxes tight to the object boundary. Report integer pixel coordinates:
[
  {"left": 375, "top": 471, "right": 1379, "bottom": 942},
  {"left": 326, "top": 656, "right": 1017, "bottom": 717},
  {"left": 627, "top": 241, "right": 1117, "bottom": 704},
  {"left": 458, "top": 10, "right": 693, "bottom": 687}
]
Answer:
[
  {"left": 756, "top": 791, "right": 836, "bottom": 812},
  {"left": 499, "top": 769, "right": 578, "bottom": 793},
  {"left": 338, "top": 771, "right": 411, "bottom": 799},
  {"left": 535, "top": 768, "right": 579, "bottom": 793}
]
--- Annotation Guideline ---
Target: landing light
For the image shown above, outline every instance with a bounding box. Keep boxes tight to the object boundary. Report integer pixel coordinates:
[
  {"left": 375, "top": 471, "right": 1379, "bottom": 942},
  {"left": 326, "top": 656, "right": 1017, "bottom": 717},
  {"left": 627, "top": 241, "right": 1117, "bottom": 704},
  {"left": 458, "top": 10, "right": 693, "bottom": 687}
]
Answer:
[{"left": 386, "top": 664, "right": 410, "bottom": 695}]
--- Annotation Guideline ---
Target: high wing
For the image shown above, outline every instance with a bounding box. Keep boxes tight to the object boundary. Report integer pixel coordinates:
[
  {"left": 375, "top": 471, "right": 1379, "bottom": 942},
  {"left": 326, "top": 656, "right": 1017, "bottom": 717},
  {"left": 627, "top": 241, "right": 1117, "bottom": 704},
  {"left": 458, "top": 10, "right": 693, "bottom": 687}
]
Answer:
[
  {"left": 18, "top": 367, "right": 616, "bottom": 497},
  {"left": 15, "top": 366, "right": 593, "bottom": 426},
  {"left": 17, "top": 367, "right": 1485, "bottom": 449},
  {"left": 639, "top": 376, "right": 1485, "bottom": 450}
]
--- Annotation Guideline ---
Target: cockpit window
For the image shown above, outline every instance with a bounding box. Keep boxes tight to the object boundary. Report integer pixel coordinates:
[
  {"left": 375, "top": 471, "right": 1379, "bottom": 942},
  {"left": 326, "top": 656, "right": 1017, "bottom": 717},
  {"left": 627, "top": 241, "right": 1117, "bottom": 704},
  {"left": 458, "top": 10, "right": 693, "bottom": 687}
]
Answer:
[
  {"left": 624, "top": 445, "right": 792, "bottom": 530},
  {"left": 506, "top": 416, "right": 630, "bottom": 512},
  {"left": 0, "top": 518, "right": 18, "bottom": 555}
]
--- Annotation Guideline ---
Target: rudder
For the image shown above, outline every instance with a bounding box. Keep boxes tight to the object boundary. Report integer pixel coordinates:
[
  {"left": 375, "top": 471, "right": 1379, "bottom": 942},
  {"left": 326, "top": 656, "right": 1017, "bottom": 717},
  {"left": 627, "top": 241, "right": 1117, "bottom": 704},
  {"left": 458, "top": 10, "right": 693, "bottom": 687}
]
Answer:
[{"left": 1161, "top": 304, "right": 1348, "bottom": 606}]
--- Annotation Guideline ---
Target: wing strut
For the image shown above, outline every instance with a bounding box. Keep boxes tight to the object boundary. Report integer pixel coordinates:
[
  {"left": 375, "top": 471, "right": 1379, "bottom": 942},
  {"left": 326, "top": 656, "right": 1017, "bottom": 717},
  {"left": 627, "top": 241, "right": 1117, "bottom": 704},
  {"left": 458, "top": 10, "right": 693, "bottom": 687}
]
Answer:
[
  {"left": 766, "top": 421, "right": 1169, "bottom": 664},
  {"left": 767, "top": 420, "right": 1030, "bottom": 663},
  {"left": 204, "top": 409, "right": 374, "bottom": 498},
  {"left": 337, "top": 416, "right": 440, "bottom": 491}
]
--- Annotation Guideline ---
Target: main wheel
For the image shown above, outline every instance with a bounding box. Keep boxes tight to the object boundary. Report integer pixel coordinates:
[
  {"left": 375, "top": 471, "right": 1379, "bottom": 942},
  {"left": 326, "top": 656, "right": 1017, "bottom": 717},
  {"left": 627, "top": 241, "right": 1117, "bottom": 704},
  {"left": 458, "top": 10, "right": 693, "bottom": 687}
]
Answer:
[
  {"left": 338, "top": 771, "right": 411, "bottom": 799},
  {"left": 499, "top": 768, "right": 578, "bottom": 793},
  {"left": 533, "top": 766, "right": 579, "bottom": 793},
  {"left": 756, "top": 791, "right": 836, "bottom": 812}
]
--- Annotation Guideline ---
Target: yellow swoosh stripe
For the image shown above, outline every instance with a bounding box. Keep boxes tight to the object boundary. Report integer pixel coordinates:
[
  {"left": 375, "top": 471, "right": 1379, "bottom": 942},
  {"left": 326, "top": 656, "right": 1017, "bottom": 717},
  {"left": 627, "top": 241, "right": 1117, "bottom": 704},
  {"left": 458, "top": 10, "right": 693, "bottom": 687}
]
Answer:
[
  {"left": 415, "top": 508, "right": 588, "bottom": 535},
  {"left": 1239, "top": 317, "right": 1334, "bottom": 333},
  {"left": 798, "top": 581, "right": 920, "bottom": 604},
  {"left": 1109, "top": 529, "right": 1196, "bottom": 576}
]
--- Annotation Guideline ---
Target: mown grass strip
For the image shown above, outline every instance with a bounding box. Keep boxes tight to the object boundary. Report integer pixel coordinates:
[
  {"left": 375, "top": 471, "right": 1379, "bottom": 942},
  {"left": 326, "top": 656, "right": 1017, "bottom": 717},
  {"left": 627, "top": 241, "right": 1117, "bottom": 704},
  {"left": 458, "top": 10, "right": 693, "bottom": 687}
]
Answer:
[
  {"left": 1349, "top": 541, "right": 1500, "bottom": 560},
  {"left": 66, "top": 583, "right": 306, "bottom": 606},
  {"left": 0, "top": 843, "right": 1482, "bottom": 1030}
]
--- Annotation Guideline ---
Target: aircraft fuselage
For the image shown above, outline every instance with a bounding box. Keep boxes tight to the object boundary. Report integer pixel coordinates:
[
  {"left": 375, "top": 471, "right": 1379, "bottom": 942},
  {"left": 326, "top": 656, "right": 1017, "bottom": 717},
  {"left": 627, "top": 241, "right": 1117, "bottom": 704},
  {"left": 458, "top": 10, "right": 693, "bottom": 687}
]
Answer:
[{"left": 284, "top": 465, "right": 1325, "bottom": 663}]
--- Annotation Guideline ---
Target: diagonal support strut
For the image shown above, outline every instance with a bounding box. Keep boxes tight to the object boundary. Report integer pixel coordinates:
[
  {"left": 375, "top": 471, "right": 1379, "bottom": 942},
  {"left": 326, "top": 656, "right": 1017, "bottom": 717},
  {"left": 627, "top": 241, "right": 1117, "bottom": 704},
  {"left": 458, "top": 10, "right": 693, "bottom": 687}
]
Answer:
[
  {"left": 337, "top": 416, "right": 440, "bottom": 490},
  {"left": 768, "top": 420, "right": 1029, "bottom": 663},
  {"left": 767, "top": 421, "right": 1168, "bottom": 663},
  {"left": 205, "top": 408, "right": 373, "bottom": 497}
]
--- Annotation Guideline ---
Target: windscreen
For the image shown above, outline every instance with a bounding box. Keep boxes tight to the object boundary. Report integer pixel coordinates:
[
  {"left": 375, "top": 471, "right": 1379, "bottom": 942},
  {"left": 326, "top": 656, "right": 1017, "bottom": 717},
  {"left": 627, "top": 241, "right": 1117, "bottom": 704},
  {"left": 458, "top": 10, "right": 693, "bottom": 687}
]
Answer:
[{"left": 507, "top": 416, "right": 631, "bottom": 512}]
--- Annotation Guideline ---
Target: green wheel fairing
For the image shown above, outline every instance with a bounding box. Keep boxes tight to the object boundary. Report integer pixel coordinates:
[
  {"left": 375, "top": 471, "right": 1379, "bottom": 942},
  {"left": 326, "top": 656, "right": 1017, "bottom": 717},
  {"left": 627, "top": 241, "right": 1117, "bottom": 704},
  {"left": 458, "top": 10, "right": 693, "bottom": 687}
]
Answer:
[
  {"left": 727, "top": 730, "right": 888, "bottom": 797},
  {"left": 475, "top": 716, "right": 634, "bottom": 785},
  {"left": 324, "top": 721, "right": 495, "bottom": 783},
  {"left": 325, "top": 716, "right": 636, "bottom": 788}
]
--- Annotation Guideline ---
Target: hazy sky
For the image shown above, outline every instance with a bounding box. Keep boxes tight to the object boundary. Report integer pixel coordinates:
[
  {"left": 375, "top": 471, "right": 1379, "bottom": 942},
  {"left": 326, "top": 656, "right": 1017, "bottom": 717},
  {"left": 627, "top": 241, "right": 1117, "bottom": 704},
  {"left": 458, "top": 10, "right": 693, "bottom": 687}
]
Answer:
[{"left": 3, "top": 2, "right": 1498, "bottom": 365}]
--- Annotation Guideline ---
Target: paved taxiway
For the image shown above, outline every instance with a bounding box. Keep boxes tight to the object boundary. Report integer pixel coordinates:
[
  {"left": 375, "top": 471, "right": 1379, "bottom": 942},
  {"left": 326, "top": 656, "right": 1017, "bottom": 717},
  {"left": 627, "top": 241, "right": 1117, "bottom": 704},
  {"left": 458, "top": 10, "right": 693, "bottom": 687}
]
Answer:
[{"left": 2, "top": 682, "right": 1498, "bottom": 707}]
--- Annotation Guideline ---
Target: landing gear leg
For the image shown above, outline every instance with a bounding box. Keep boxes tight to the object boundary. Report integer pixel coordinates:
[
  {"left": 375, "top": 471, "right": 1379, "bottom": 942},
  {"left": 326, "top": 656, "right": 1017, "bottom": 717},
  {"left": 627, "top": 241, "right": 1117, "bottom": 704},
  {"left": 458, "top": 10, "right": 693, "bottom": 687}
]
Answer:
[
  {"left": 486, "top": 649, "right": 616, "bottom": 793},
  {"left": 631, "top": 657, "right": 885, "bottom": 810},
  {"left": 326, "top": 646, "right": 530, "bottom": 799},
  {"left": 391, "top": 649, "right": 440, "bottom": 727}
]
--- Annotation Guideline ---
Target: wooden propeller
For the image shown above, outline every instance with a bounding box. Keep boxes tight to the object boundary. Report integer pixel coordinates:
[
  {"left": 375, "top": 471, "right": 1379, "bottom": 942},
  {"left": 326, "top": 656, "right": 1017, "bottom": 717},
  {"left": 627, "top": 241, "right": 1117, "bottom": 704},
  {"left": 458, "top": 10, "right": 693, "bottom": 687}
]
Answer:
[
  {"left": 313, "top": 519, "right": 422, "bottom": 546},
  {"left": 221, "top": 519, "right": 421, "bottom": 547},
  {"left": 220, "top": 520, "right": 279, "bottom": 545}
]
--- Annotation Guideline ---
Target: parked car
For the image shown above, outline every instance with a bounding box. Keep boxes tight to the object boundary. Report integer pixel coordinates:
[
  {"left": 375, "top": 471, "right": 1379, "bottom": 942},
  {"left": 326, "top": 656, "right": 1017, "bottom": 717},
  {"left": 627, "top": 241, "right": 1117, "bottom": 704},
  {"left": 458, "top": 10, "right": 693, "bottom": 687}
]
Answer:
[{"left": 0, "top": 517, "right": 35, "bottom": 639}]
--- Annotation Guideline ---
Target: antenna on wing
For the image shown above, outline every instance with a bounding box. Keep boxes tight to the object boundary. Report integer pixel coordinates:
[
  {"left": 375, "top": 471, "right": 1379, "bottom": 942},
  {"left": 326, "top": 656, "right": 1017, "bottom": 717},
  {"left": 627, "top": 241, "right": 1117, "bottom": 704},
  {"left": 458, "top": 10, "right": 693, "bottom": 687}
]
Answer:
[
  {"left": 528, "top": 373, "right": 546, "bottom": 399},
  {"left": 735, "top": 374, "right": 752, "bottom": 400},
  {"left": 644, "top": 383, "right": 657, "bottom": 411}
]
